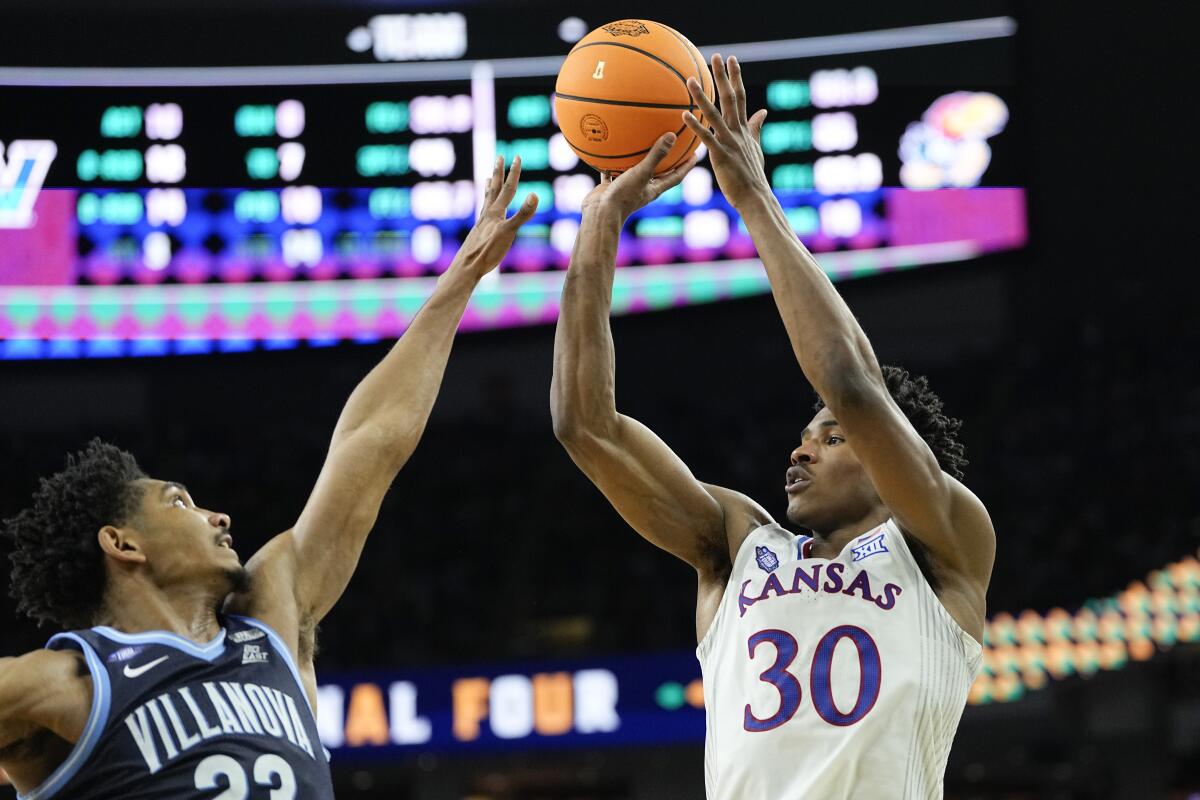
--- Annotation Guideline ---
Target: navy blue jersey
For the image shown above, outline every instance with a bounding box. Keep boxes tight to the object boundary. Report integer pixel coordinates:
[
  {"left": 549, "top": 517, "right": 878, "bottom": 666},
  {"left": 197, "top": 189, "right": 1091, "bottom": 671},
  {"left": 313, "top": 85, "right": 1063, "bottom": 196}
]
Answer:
[{"left": 18, "top": 615, "right": 333, "bottom": 800}]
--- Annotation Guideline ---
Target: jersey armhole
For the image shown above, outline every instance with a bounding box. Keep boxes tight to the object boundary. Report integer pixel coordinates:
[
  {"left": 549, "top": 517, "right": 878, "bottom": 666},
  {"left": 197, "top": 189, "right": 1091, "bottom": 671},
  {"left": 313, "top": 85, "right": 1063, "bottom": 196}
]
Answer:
[
  {"left": 17, "top": 635, "right": 112, "bottom": 800},
  {"left": 696, "top": 522, "right": 779, "bottom": 658},
  {"left": 226, "top": 616, "right": 308, "bottom": 700},
  {"left": 884, "top": 520, "right": 984, "bottom": 660},
  {"left": 226, "top": 615, "right": 329, "bottom": 762}
]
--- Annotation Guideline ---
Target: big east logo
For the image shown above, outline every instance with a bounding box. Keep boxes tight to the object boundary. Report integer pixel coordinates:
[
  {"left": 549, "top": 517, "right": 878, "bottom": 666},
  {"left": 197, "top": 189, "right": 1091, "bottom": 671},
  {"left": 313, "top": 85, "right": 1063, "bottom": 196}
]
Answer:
[{"left": 0, "top": 139, "right": 57, "bottom": 228}]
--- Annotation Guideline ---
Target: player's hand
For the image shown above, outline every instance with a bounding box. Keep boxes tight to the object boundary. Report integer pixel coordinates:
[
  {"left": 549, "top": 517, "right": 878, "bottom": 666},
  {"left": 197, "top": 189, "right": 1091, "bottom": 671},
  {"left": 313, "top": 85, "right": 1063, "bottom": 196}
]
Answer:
[
  {"left": 683, "top": 54, "right": 771, "bottom": 210},
  {"left": 451, "top": 155, "right": 539, "bottom": 280},
  {"left": 582, "top": 132, "right": 698, "bottom": 222}
]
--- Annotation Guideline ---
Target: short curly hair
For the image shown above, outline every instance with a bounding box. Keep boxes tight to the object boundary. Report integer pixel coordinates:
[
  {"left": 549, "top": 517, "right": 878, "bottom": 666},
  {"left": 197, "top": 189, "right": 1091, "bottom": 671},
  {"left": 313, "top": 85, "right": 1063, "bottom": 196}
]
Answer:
[
  {"left": 814, "top": 365, "right": 968, "bottom": 481},
  {"left": 2, "top": 439, "right": 147, "bottom": 629}
]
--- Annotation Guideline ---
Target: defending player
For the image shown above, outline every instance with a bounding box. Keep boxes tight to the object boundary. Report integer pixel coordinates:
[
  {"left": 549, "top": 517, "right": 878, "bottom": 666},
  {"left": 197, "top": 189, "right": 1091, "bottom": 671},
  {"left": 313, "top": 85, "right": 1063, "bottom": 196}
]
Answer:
[
  {"left": 0, "top": 157, "right": 538, "bottom": 799},
  {"left": 551, "top": 56, "right": 994, "bottom": 798}
]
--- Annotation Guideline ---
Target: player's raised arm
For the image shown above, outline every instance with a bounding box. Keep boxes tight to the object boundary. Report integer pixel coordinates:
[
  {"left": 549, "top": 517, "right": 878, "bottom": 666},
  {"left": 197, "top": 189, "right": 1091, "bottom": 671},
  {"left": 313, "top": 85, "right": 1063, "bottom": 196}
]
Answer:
[
  {"left": 682, "top": 55, "right": 994, "bottom": 593},
  {"left": 231, "top": 157, "right": 539, "bottom": 638},
  {"left": 551, "top": 134, "right": 770, "bottom": 585}
]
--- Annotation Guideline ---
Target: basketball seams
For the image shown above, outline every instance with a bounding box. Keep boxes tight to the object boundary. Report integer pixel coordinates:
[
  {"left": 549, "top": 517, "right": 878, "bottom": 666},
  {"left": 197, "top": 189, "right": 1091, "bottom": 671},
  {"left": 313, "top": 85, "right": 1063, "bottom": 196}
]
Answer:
[
  {"left": 553, "top": 92, "right": 692, "bottom": 111},
  {"left": 564, "top": 41, "right": 695, "bottom": 109},
  {"left": 651, "top": 22, "right": 710, "bottom": 174}
]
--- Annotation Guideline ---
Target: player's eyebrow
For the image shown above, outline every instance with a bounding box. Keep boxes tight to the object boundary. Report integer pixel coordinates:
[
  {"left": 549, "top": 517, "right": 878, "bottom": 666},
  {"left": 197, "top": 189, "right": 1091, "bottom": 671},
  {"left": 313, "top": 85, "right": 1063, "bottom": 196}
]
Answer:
[
  {"left": 161, "top": 481, "right": 189, "bottom": 498},
  {"left": 799, "top": 419, "right": 841, "bottom": 441}
]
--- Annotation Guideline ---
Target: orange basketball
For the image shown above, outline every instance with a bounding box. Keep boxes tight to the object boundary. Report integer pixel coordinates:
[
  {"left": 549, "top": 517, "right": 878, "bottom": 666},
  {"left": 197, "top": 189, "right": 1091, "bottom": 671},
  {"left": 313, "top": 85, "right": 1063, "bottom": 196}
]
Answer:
[{"left": 554, "top": 19, "right": 713, "bottom": 175}]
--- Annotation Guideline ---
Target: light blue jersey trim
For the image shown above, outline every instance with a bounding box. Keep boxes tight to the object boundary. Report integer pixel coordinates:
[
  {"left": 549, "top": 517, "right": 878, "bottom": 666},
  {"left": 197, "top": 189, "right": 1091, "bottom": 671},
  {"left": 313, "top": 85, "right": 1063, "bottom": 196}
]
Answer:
[
  {"left": 18, "top": 635, "right": 112, "bottom": 800},
  {"left": 227, "top": 615, "right": 327, "bottom": 761},
  {"left": 90, "top": 625, "right": 227, "bottom": 662}
]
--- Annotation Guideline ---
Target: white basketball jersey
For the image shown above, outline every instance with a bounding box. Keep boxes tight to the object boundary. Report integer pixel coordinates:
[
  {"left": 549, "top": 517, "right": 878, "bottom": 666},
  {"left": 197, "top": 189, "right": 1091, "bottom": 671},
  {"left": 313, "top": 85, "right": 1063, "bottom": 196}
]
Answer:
[{"left": 697, "top": 519, "right": 981, "bottom": 800}]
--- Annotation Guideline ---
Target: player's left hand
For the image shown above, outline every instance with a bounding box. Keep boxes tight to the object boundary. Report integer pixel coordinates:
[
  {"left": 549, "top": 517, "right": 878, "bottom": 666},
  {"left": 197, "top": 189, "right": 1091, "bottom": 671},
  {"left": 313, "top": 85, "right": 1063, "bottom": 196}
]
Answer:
[
  {"left": 582, "top": 132, "right": 698, "bottom": 222},
  {"left": 451, "top": 155, "right": 539, "bottom": 279}
]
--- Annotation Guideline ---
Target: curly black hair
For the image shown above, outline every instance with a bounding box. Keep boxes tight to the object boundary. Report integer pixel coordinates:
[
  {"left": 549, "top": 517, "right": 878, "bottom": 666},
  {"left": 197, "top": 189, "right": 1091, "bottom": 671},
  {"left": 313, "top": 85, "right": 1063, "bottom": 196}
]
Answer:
[
  {"left": 2, "top": 439, "right": 147, "bottom": 629},
  {"left": 814, "top": 365, "right": 968, "bottom": 481}
]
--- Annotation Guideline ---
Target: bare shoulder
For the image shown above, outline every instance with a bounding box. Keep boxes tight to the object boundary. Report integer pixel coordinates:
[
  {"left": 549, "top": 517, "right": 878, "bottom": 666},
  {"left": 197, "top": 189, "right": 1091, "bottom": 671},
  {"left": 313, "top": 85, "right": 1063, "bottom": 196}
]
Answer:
[
  {"left": 1, "top": 648, "right": 87, "bottom": 690},
  {"left": 902, "top": 479, "right": 994, "bottom": 644},
  {"left": 0, "top": 649, "right": 91, "bottom": 745},
  {"left": 945, "top": 478, "right": 996, "bottom": 587}
]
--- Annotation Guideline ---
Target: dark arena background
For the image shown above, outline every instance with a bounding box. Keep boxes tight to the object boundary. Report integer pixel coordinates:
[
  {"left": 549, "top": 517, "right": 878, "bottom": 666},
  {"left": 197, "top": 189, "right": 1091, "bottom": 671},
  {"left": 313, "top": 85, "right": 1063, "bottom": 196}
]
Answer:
[{"left": 0, "top": 1, "right": 1195, "bottom": 798}]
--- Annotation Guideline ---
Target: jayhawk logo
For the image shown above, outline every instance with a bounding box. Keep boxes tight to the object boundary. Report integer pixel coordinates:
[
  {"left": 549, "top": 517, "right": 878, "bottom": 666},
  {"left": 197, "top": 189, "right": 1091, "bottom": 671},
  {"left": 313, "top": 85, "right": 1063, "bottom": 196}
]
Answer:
[
  {"left": 755, "top": 546, "right": 780, "bottom": 573},
  {"left": 602, "top": 20, "right": 650, "bottom": 37}
]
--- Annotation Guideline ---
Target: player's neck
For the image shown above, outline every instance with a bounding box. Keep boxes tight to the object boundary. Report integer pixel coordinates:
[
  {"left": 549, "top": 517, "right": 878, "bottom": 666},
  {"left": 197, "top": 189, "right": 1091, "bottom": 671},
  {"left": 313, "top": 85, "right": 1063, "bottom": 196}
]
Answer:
[
  {"left": 809, "top": 506, "right": 891, "bottom": 559},
  {"left": 95, "top": 574, "right": 226, "bottom": 645}
]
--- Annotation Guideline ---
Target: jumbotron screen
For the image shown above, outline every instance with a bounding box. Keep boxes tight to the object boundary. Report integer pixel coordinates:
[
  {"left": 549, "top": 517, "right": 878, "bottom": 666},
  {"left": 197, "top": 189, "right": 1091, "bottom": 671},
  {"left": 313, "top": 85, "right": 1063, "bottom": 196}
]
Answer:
[{"left": 0, "top": 8, "right": 1025, "bottom": 359}]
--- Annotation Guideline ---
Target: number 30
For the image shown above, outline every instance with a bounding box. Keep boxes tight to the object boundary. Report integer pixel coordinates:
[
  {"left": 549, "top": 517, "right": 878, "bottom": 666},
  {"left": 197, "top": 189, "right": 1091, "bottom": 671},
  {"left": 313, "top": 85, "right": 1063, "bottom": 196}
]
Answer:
[
  {"left": 194, "top": 753, "right": 296, "bottom": 799},
  {"left": 744, "top": 625, "right": 882, "bottom": 732}
]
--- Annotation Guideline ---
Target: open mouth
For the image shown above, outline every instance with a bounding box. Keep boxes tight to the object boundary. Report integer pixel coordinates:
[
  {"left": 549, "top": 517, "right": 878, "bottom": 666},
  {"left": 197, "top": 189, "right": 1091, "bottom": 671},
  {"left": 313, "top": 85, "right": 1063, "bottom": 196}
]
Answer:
[
  {"left": 216, "top": 533, "right": 235, "bottom": 550},
  {"left": 785, "top": 466, "right": 813, "bottom": 493}
]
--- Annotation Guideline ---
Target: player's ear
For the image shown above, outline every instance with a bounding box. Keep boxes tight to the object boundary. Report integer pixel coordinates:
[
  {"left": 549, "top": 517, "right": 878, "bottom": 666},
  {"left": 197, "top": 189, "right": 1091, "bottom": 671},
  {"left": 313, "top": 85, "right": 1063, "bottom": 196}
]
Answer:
[{"left": 98, "top": 525, "right": 148, "bottom": 565}]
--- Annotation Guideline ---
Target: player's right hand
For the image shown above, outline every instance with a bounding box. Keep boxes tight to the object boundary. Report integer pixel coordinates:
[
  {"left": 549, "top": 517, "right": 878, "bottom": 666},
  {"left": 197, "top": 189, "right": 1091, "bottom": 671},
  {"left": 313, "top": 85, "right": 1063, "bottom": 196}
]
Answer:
[
  {"left": 449, "top": 154, "right": 539, "bottom": 280},
  {"left": 683, "top": 54, "right": 771, "bottom": 210},
  {"left": 582, "top": 132, "right": 697, "bottom": 222}
]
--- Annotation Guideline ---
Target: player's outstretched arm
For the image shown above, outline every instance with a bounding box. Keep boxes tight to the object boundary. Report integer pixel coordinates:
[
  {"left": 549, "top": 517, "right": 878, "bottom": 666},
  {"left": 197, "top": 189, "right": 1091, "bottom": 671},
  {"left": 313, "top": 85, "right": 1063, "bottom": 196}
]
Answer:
[
  {"left": 551, "top": 135, "right": 771, "bottom": 585},
  {"left": 682, "top": 54, "right": 994, "bottom": 602},
  {"left": 230, "top": 157, "right": 539, "bottom": 651}
]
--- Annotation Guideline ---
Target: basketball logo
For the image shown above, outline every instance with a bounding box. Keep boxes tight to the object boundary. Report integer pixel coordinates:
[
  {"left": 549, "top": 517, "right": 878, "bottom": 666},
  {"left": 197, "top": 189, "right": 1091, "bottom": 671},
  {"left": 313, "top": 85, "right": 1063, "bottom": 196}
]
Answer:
[
  {"left": 580, "top": 114, "right": 609, "bottom": 143},
  {"left": 592, "top": 61, "right": 606, "bottom": 79},
  {"left": 602, "top": 20, "right": 649, "bottom": 37}
]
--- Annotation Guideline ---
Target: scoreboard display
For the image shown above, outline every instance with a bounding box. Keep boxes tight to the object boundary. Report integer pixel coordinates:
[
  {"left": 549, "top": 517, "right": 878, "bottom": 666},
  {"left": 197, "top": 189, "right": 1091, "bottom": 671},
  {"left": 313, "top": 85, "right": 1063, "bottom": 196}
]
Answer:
[{"left": 0, "top": 9, "right": 1026, "bottom": 358}]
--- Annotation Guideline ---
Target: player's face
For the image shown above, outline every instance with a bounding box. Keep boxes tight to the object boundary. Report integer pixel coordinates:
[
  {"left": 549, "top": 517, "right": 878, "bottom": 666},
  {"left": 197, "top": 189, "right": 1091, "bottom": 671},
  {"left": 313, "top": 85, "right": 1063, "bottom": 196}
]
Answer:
[
  {"left": 129, "top": 478, "right": 244, "bottom": 591},
  {"left": 784, "top": 407, "right": 881, "bottom": 532}
]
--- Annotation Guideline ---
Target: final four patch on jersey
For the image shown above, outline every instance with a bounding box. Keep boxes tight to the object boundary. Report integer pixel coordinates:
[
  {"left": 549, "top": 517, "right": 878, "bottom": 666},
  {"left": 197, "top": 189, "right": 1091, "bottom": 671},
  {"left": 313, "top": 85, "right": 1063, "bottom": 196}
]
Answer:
[
  {"left": 106, "top": 645, "right": 143, "bottom": 664},
  {"left": 755, "top": 546, "right": 780, "bottom": 572},
  {"left": 230, "top": 628, "right": 266, "bottom": 644},
  {"left": 851, "top": 532, "right": 889, "bottom": 562}
]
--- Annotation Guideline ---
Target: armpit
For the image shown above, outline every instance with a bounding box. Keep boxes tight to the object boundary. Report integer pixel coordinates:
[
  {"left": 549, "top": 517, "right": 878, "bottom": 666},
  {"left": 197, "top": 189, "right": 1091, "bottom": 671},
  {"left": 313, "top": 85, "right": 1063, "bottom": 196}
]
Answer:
[
  {"left": 298, "top": 617, "right": 319, "bottom": 663},
  {"left": 903, "top": 531, "right": 943, "bottom": 593}
]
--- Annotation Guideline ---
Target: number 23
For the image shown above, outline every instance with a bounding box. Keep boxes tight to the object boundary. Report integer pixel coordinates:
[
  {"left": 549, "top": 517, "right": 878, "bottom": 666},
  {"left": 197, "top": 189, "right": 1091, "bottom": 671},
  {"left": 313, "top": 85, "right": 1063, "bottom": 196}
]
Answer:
[{"left": 194, "top": 753, "right": 296, "bottom": 799}]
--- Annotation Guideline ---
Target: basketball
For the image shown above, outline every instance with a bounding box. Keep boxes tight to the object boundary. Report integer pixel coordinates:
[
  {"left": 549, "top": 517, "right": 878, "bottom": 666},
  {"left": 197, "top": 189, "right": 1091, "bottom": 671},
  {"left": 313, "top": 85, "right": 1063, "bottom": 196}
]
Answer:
[{"left": 554, "top": 19, "right": 714, "bottom": 175}]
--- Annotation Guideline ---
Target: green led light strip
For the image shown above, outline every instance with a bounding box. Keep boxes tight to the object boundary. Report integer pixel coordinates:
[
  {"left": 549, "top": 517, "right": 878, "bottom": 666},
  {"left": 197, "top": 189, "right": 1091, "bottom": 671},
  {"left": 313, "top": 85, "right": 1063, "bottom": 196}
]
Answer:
[{"left": 0, "top": 242, "right": 980, "bottom": 343}]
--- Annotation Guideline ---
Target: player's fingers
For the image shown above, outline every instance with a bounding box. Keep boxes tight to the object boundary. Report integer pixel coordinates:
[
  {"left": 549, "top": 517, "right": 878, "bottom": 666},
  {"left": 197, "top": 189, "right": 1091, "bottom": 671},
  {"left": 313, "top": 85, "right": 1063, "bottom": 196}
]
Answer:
[
  {"left": 498, "top": 155, "right": 523, "bottom": 207},
  {"left": 728, "top": 55, "right": 748, "bottom": 122},
  {"left": 628, "top": 132, "right": 678, "bottom": 181},
  {"left": 652, "top": 154, "right": 699, "bottom": 197},
  {"left": 711, "top": 53, "right": 738, "bottom": 127},
  {"left": 682, "top": 111, "right": 719, "bottom": 151},
  {"left": 687, "top": 77, "right": 729, "bottom": 138},
  {"left": 484, "top": 155, "right": 504, "bottom": 207},
  {"left": 505, "top": 192, "right": 539, "bottom": 228},
  {"left": 748, "top": 108, "right": 768, "bottom": 140}
]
